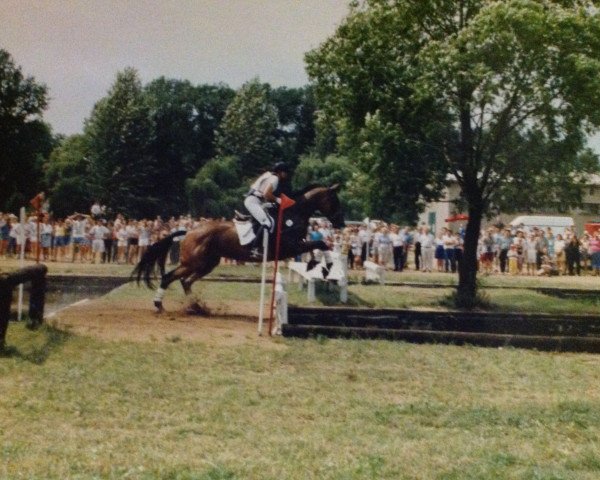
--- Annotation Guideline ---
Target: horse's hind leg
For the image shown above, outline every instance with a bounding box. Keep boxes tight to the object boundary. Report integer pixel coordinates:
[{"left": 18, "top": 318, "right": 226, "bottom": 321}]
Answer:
[
  {"left": 183, "top": 256, "right": 221, "bottom": 315},
  {"left": 179, "top": 273, "right": 205, "bottom": 314},
  {"left": 154, "top": 265, "right": 192, "bottom": 312}
]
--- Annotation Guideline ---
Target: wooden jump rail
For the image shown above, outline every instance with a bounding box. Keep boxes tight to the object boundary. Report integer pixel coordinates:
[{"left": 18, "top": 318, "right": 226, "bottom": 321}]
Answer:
[
  {"left": 0, "top": 264, "right": 48, "bottom": 349},
  {"left": 282, "top": 306, "right": 600, "bottom": 353}
]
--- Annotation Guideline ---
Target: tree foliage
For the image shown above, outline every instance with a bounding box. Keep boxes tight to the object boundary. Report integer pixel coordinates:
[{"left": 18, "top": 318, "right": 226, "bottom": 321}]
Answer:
[
  {"left": 144, "top": 78, "right": 234, "bottom": 214},
  {"left": 186, "top": 156, "right": 245, "bottom": 218},
  {"left": 215, "top": 79, "right": 279, "bottom": 176},
  {"left": 306, "top": 0, "right": 600, "bottom": 306},
  {"left": 0, "top": 49, "right": 54, "bottom": 211},
  {"left": 44, "top": 134, "right": 93, "bottom": 217},
  {"left": 293, "top": 154, "right": 366, "bottom": 219},
  {"left": 84, "top": 68, "right": 159, "bottom": 218}
]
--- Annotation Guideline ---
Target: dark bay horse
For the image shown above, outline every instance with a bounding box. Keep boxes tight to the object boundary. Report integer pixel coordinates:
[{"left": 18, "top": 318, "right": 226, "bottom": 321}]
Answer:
[{"left": 133, "top": 185, "right": 345, "bottom": 312}]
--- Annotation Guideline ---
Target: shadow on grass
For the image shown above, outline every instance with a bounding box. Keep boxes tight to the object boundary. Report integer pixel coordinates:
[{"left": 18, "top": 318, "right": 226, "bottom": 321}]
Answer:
[
  {"left": 313, "top": 282, "right": 375, "bottom": 307},
  {"left": 438, "top": 287, "right": 498, "bottom": 311},
  {"left": 0, "top": 323, "right": 71, "bottom": 365}
]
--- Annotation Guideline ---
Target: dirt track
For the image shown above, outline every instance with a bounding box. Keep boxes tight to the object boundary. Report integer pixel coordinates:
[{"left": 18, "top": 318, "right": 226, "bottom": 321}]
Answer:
[{"left": 49, "top": 295, "right": 284, "bottom": 348}]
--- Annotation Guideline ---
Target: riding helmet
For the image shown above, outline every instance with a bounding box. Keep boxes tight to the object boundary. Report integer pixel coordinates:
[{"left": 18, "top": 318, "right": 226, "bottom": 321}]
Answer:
[{"left": 272, "top": 162, "right": 290, "bottom": 173}]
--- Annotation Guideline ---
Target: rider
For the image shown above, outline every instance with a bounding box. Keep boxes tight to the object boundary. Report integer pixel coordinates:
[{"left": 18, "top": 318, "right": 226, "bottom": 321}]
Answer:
[{"left": 244, "top": 162, "right": 291, "bottom": 256}]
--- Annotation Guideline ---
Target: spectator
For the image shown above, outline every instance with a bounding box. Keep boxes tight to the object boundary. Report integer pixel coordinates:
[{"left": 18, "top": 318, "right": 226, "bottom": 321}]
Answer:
[
  {"left": 589, "top": 232, "right": 600, "bottom": 276},
  {"left": 479, "top": 229, "right": 494, "bottom": 275},
  {"left": 554, "top": 233, "right": 566, "bottom": 274},
  {"left": 507, "top": 244, "right": 519, "bottom": 275},
  {"left": 565, "top": 234, "right": 581, "bottom": 276},
  {"left": 498, "top": 228, "right": 512, "bottom": 274},
  {"left": 435, "top": 232, "right": 445, "bottom": 272},
  {"left": 90, "top": 219, "right": 109, "bottom": 264},
  {"left": 419, "top": 226, "right": 435, "bottom": 273},
  {"left": 390, "top": 225, "right": 404, "bottom": 271},
  {"left": 442, "top": 227, "right": 457, "bottom": 273},
  {"left": 525, "top": 233, "right": 538, "bottom": 276}
]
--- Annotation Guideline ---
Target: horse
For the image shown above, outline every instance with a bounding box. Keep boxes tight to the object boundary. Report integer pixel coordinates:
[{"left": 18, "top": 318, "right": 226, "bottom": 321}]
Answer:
[{"left": 133, "top": 184, "right": 345, "bottom": 313}]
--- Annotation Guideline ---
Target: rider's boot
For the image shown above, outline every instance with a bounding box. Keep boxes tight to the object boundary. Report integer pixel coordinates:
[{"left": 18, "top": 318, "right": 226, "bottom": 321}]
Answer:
[{"left": 249, "top": 225, "right": 267, "bottom": 259}]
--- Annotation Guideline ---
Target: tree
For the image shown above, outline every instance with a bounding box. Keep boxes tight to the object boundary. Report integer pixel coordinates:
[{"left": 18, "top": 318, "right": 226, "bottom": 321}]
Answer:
[
  {"left": 144, "top": 78, "right": 234, "bottom": 214},
  {"left": 293, "top": 154, "right": 366, "bottom": 219},
  {"left": 215, "top": 79, "right": 279, "bottom": 175},
  {"left": 0, "top": 49, "right": 54, "bottom": 211},
  {"left": 186, "top": 156, "right": 245, "bottom": 218},
  {"left": 44, "top": 134, "right": 93, "bottom": 217},
  {"left": 84, "top": 68, "right": 159, "bottom": 218},
  {"left": 271, "top": 86, "right": 317, "bottom": 165},
  {"left": 306, "top": 0, "right": 600, "bottom": 307}
]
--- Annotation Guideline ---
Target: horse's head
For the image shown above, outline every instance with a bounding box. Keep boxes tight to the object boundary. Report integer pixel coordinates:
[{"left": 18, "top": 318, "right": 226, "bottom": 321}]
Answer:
[{"left": 302, "top": 184, "right": 345, "bottom": 229}]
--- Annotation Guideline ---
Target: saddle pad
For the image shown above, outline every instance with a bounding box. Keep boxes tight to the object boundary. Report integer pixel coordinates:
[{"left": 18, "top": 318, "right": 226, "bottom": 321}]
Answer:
[{"left": 234, "top": 220, "right": 256, "bottom": 246}]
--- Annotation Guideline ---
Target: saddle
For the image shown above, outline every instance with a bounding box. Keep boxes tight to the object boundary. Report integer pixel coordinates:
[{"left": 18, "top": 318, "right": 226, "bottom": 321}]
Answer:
[{"left": 234, "top": 210, "right": 251, "bottom": 222}]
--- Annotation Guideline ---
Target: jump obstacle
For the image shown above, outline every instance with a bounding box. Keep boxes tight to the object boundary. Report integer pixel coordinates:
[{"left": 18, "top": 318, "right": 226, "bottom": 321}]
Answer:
[
  {"left": 0, "top": 264, "right": 48, "bottom": 349},
  {"left": 287, "top": 251, "right": 348, "bottom": 303}
]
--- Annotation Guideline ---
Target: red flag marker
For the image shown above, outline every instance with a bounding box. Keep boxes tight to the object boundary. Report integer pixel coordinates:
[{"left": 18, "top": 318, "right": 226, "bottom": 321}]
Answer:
[{"left": 268, "top": 194, "right": 296, "bottom": 335}]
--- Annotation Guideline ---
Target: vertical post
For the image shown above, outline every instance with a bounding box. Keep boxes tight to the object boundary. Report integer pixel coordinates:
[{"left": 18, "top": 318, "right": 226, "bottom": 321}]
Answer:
[
  {"left": 0, "top": 278, "right": 11, "bottom": 350},
  {"left": 267, "top": 194, "right": 295, "bottom": 336},
  {"left": 257, "top": 230, "right": 269, "bottom": 335},
  {"left": 29, "top": 265, "right": 47, "bottom": 327},
  {"left": 17, "top": 207, "right": 26, "bottom": 321}
]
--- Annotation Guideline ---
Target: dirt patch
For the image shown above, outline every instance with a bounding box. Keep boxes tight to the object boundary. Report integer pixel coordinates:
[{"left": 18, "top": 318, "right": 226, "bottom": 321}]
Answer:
[{"left": 48, "top": 296, "right": 285, "bottom": 348}]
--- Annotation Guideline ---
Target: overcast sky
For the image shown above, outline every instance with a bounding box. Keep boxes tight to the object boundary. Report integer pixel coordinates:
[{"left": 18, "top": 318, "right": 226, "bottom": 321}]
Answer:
[
  {"left": 1, "top": 0, "right": 350, "bottom": 136},
  {"left": 3, "top": 1, "right": 599, "bottom": 151}
]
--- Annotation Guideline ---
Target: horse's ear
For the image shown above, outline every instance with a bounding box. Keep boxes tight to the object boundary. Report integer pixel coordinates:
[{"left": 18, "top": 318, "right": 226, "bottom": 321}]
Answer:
[{"left": 329, "top": 184, "right": 341, "bottom": 192}]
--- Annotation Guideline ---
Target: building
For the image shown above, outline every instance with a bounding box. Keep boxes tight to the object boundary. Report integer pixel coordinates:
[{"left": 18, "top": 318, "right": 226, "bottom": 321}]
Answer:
[{"left": 418, "top": 176, "right": 600, "bottom": 235}]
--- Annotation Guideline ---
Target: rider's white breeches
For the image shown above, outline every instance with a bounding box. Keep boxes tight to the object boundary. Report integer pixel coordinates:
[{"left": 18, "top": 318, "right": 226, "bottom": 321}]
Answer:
[{"left": 244, "top": 196, "right": 274, "bottom": 230}]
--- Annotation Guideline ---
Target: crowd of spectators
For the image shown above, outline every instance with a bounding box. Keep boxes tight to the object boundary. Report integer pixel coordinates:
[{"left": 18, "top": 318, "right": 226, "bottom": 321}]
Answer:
[
  {"left": 317, "top": 220, "right": 598, "bottom": 277},
  {"left": 1, "top": 206, "right": 599, "bottom": 277},
  {"left": 0, "top": 209, "right": 200, "bottom": 266}
]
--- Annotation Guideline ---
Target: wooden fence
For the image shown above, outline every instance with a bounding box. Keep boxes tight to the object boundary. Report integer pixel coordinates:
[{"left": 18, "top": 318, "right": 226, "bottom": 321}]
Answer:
[{"left": 0, "top": 265, "right": 48, "bottom": 349}]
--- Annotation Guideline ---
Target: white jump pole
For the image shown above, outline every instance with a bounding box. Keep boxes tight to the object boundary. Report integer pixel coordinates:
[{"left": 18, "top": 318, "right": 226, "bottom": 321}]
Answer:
[
  {"left": 17, "top": 207, "right": 26, "bottom": 321},
  {"left": 257, "top": 230, "right": 269, "bottom": 335}
]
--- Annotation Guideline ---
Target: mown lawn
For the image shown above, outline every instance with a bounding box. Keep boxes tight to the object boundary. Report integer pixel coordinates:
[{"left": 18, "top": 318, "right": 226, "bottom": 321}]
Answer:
[
  {"left": 2, "top": 322, "right": 600, "bottom": 480},
  {"left": 3, "top": 261, "right": 600, "bottom": 479}
]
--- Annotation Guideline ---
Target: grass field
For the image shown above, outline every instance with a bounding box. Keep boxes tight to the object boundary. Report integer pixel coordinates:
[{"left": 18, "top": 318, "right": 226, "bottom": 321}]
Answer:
[
  {"left": 2, "top": 259, "right": 600, "bottom": 479},
  {"left": 2, "top": 321, "right": 600, "bottom": 479},
  {"left": 3, "top": 257, "right": 600, "bottom": 291}
]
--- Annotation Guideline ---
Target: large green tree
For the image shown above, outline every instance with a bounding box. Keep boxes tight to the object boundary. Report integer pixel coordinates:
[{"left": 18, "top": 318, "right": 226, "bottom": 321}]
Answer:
[
  {"left": 215, "top": 79, "right": 279, "bottom": 176},
  {"left": 293, "top": 154, "right": 366, "bottom": 220},
  {"left": 0, "top": 49, "right": 54, "bottom": 211},
  {"left": 186, "top": 155, "right": 245, "bottom": 218},
  {"left": 271, "top": 86, "right": 317, "bottom": 166},
  {"left": 307, "top": 0, "right": 600, "bottom": 307},
  {"left": 84, "top": 68, "right": 159, "bottom": 218},
  {"left": 44, "top": 134, "right": 93, "bottom": 217},
  {"left": 144, "top": 78, "right": 234, "bottom": 214}
]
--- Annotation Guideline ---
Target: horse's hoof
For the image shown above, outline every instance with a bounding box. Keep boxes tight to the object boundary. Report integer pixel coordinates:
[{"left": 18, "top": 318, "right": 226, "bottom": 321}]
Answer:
[
  {"left": 154, "top": 301, "right": 164, "bottom": 313},
  {"left": 186, "top": 302, "right": 209, "bottom": 316}
]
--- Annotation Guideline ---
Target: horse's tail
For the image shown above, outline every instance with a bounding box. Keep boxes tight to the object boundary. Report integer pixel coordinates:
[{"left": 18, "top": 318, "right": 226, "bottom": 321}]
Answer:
[{"left": 131, "top": 230, "right": 187, "bottom": 288}]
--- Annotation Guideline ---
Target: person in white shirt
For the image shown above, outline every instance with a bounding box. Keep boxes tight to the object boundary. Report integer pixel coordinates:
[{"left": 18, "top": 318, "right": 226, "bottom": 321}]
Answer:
[
  {"left": 390, "top": 225, "right": 404, "bottom": 271},
  {"left": 70, "top": 214, "right": 89, "bottom": 262},
  {"left": 243, "top": 162, "right": 290, "bottom": 257},
  {"left": 90, "top": 220, "right": 109, "bottom": 264},
  {"left": 419, "top": 226, "right": 435, "bottom": 272}
]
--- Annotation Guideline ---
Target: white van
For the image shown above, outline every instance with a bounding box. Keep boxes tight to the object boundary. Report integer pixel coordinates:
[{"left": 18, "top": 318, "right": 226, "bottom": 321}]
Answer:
[{"left": 509, "top": 215, "right": 574, "bottom": 236}]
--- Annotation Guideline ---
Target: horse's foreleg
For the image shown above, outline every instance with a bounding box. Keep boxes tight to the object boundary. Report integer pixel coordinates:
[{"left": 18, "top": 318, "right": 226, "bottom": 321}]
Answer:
[
  {"left": 299, "top": 241, "right": 334, "bottom": 276},
  {"left": 154, "top": 265, "right": 191, "bottom": 312}
]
